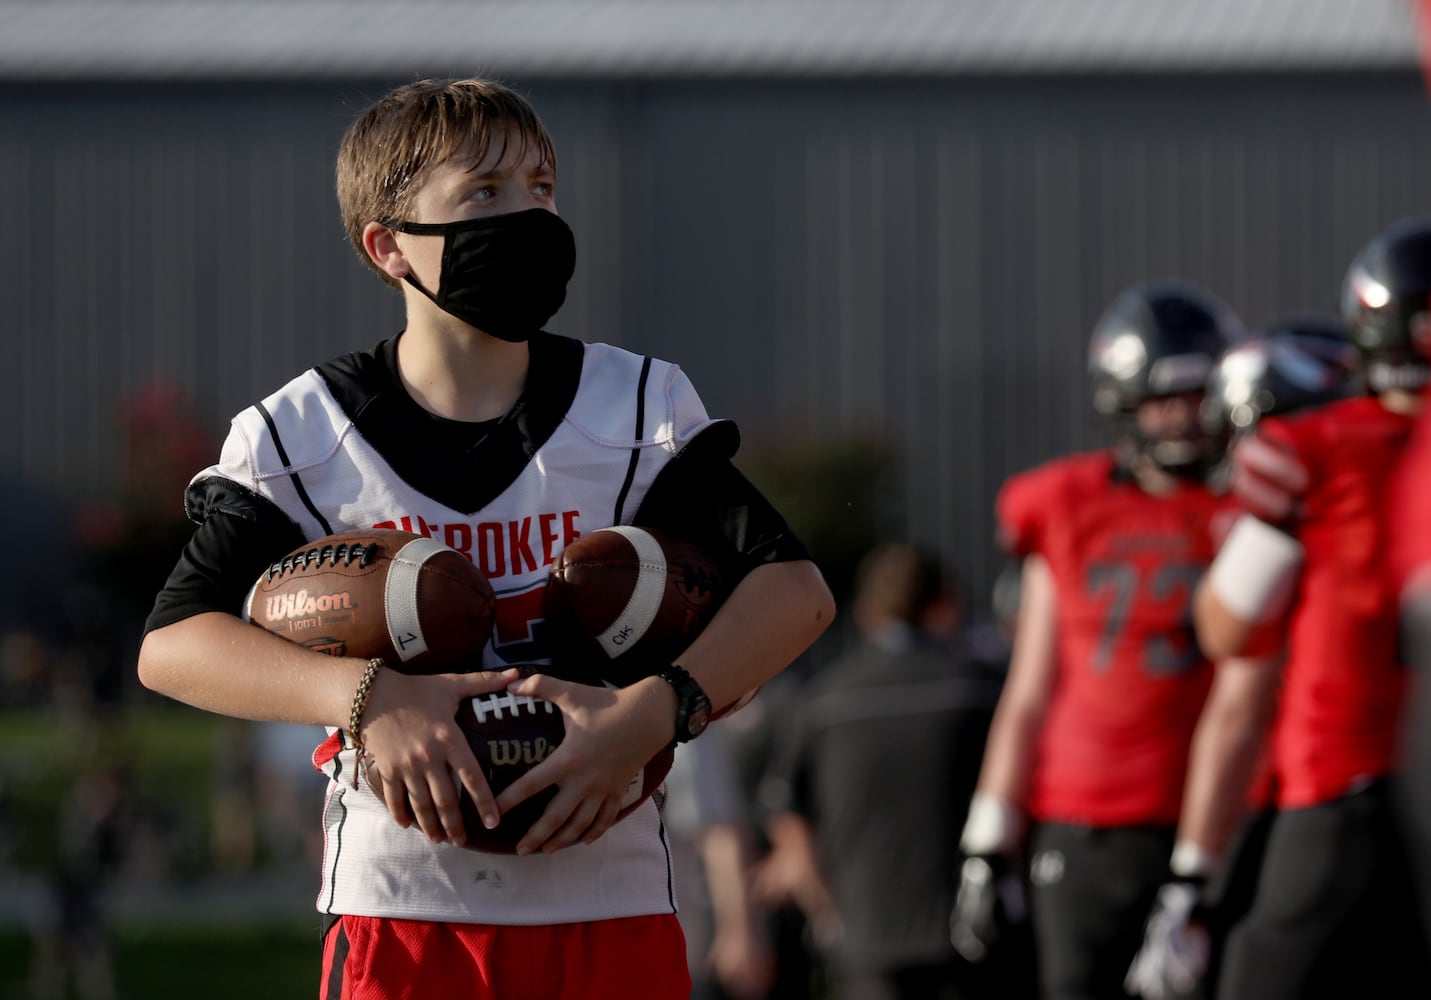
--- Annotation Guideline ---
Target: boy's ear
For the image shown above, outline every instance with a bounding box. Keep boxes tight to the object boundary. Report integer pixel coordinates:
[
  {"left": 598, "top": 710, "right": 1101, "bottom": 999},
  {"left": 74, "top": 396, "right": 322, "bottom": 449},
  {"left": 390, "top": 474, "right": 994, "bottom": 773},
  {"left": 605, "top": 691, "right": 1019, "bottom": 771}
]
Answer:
[{"left": 362, "top": 222, "right": 409, "bottom": 280}]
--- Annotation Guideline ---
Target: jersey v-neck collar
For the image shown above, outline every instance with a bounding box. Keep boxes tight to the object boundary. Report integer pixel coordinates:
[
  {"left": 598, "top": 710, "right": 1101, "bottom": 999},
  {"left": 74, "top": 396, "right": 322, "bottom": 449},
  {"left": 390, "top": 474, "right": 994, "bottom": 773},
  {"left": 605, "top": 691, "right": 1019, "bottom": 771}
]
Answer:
[{"left": 316, "top": 331, "right": 585, "bottom": 515}]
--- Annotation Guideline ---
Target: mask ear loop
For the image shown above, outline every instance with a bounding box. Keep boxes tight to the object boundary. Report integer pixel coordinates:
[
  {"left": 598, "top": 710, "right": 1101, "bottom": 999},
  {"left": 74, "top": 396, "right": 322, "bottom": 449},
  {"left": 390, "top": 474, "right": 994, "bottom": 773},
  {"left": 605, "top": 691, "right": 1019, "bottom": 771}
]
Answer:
[
  {"left": 387, "top": 218, "right": 451, "bottom": 305},
  {"left": 401, "top": 270, "right": 444, "bottom": 304}
]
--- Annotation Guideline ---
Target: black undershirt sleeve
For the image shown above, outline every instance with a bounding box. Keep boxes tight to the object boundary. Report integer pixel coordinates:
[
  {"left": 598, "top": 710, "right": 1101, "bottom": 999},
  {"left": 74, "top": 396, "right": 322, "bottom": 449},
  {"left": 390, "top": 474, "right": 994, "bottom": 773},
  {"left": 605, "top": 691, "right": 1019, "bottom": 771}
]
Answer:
[
  {"left": 143, "top": 478, "right": 306, "bottom": 634},
  {"left": 633, "top": 422, "right": 813, "bottom": 582}
]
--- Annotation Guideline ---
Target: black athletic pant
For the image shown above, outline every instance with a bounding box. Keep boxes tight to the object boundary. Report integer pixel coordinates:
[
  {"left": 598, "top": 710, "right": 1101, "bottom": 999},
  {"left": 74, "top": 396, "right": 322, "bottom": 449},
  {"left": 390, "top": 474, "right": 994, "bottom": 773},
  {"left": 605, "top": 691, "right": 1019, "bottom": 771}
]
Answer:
[
  {"left": 1217, "top": 780, "right": 1431, "bottom": 1000},
  {"left": 1027, "top": 822, "right": 1175, "bottom": 1000},
  {"left": 1200, "top": 806, "right": 1275, "bottom": 1000}
]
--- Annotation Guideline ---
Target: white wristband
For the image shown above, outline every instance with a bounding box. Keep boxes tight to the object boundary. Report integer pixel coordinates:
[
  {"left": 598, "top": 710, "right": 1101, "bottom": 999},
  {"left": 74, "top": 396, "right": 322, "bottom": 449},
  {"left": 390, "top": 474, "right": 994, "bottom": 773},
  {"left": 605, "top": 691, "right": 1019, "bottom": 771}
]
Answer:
[
  {"left": 1170, "top": 840, "right": 1217, "bottom": 879},
  {"left": 1207, "top": 515, "right": 1304, "bottom": 623},
  {"left": 960, "top": 793, "right": 1024, "bottom": 856}
]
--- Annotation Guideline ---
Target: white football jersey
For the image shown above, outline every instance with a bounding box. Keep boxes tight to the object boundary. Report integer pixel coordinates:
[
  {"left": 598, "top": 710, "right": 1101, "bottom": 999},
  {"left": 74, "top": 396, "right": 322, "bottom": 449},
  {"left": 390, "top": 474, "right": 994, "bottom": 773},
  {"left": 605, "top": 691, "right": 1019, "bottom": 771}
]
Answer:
[{"left": 194, "top": 334, "right": 723, "bottom": 924}]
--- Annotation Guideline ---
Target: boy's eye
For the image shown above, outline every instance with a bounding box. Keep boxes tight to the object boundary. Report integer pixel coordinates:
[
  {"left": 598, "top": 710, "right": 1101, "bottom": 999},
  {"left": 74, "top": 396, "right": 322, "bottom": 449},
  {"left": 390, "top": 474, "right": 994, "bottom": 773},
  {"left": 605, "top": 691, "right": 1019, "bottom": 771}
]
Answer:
[
  {"left": 532, "top": 182, "right": 554, "bottom": 198},
  {"left": 469, "top": 185, "right": 497, "bottom": 201}
]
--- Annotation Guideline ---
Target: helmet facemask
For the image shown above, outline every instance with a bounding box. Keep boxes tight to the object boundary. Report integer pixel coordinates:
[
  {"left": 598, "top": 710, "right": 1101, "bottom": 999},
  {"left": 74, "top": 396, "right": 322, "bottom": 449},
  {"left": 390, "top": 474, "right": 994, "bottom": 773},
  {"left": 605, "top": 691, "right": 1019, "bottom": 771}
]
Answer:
[{"left": 1087, "top": 280, "right": 1243, "bottom": 484}]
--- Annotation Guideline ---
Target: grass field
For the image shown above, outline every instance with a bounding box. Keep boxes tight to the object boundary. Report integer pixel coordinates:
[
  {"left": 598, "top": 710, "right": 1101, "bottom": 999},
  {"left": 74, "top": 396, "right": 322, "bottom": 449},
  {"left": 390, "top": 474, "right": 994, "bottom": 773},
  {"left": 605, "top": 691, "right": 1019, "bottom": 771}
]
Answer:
[
  {"left": 0, "top": 703, "right": 324, "bottom": 997},
  {"left": 1, "top": 703, "right": 228, "bottom": 871},
  {"left": 0, "top": 922, "right": 317, "bottom": 999}
]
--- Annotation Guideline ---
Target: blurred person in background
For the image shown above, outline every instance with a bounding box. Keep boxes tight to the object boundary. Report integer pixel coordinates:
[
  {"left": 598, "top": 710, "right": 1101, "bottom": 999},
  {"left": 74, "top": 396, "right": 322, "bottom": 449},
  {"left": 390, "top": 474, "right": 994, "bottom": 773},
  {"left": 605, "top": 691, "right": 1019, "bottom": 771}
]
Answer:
[
  {"left": 723, "top": 650, "right": 831, "bottom": 1000},
  {"left": 755, "top": 541, "right": 1006, "bottom": 1000},
  {"left": 1193, "top": 218, "right": 1431, "bottom": 1000},
  {"left": 953, "top": 281, "right": 1243, "bottom": 1000},
  {"left": 1125, "top": 315, "right": 1358, "bottom": 1000},
  {"left": 664, "top": 722, "right": 777, "bottom": 1000}
]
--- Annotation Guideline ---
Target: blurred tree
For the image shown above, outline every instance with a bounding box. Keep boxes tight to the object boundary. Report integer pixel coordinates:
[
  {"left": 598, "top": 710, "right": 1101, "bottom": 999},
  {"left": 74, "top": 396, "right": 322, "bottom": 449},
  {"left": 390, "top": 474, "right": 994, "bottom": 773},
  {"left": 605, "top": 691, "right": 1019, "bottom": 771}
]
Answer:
[{"left": 737, "top": 436, "right": 898, "bottom": 616}]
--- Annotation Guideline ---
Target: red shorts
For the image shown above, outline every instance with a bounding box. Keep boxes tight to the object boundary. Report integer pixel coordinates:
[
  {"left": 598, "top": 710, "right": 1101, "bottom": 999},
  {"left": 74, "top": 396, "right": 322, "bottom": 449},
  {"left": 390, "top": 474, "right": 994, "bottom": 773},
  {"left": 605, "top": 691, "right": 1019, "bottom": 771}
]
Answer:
[{"left": 319, "top": 912, "right": 690, "bottom": 1000}]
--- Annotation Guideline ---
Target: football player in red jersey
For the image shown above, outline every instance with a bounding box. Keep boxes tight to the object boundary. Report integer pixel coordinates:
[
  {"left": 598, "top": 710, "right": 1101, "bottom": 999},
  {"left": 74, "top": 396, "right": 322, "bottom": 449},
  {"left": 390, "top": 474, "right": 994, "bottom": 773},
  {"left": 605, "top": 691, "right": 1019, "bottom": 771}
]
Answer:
[
  {"left": 1125, "top": 317, "right": 1358, "bottom": 1000},
  {"left": 951, "top": 281, "right": 1243, "bottom": 999},
  {"left": 1192, "top": 218, "right": 1431, "bottom": 1000}
]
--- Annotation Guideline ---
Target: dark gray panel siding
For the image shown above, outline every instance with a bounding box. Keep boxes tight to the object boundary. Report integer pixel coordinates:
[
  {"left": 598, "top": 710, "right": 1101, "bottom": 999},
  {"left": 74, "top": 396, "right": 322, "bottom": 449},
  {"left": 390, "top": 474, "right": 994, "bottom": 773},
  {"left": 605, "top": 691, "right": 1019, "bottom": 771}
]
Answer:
[{"left": 4, "top": 75, "right": 1429, "bottom": 607}]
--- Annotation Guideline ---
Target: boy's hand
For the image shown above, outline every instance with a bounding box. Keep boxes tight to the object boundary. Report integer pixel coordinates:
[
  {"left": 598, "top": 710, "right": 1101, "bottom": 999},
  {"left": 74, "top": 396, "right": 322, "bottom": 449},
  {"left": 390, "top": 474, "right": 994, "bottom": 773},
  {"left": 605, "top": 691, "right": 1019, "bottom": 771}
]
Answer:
[
  {"left": 360, "top": 666, "right": 520, "bottom": 847},
  {"left": 495, "top": 672, "right": 676, "bottom": 855}
]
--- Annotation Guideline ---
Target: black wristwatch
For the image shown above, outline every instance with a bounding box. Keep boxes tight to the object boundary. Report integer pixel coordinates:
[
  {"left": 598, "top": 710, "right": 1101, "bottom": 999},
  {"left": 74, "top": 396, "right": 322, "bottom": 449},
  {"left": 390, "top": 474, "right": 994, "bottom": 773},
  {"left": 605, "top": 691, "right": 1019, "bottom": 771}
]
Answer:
[{"left": 656, "top": 665, "right": 712, "bottom": 744}]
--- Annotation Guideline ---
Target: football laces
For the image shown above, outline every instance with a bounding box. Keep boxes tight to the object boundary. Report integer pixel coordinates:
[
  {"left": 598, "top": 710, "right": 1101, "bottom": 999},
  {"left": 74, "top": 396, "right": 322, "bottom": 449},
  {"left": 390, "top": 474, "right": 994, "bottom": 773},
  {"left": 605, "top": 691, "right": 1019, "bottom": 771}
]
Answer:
[
  {"left": 265, "top": 540, "right": 378, "bottom": 579},
  {"left": 470, "top": 691, "right": 555, "bottom": 723}
]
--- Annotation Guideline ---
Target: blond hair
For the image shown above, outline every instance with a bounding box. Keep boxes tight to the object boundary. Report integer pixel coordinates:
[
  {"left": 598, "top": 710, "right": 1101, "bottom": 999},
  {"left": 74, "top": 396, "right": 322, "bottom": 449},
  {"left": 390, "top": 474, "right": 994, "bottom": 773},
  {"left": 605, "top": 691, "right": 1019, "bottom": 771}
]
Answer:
[{"left": 335, "top": 78, "right": 557, "bottom": 288}]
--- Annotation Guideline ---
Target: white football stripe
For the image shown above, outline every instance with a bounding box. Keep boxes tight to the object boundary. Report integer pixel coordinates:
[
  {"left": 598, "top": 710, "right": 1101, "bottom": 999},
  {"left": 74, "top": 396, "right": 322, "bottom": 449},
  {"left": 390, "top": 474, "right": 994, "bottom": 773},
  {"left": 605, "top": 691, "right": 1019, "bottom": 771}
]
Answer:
[
  {"left": 594, "top": 526, "right": 667, "bottom": 659},
  {"left": 386, "top": 536, "right": 450, "bottom": 662}
]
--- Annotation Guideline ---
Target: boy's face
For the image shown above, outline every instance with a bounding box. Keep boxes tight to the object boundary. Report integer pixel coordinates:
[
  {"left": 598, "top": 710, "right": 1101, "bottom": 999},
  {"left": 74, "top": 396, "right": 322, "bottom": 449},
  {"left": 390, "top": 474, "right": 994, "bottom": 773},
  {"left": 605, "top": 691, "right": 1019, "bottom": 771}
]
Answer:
[{"left": 387, "top": 128, "right": 557, "bottom": 289}]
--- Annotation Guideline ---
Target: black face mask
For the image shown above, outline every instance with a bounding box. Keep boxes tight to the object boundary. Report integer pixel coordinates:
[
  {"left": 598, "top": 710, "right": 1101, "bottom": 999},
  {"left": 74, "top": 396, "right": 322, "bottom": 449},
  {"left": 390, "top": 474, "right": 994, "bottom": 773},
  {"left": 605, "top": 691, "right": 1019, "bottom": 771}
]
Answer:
[{"left": 391, "top": 208, "right": 577, "bottom": 343}]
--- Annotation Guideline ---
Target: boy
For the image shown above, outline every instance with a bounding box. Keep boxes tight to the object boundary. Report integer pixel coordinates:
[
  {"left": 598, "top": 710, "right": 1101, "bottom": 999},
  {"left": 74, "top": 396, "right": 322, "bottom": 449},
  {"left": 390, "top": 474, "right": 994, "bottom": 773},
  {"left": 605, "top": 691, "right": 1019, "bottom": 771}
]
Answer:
[{"left": 137, "top": 78, "right": 834, "bottom": 999}]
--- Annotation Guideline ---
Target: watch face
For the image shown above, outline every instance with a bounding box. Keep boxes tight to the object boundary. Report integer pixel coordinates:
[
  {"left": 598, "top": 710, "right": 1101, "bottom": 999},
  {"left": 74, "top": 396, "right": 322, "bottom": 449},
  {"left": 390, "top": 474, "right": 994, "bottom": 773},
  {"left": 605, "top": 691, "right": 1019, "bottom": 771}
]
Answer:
[{"left": 687, "top": 704, "right": 711, "bottom": 738}]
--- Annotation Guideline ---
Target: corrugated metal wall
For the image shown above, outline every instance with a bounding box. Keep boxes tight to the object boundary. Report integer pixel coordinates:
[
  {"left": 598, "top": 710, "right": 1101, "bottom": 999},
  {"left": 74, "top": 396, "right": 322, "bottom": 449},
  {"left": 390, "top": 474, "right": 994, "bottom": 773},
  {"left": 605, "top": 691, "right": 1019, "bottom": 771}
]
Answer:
[{"left": 4, "top": 74, "right": 1430, "bottom": 606}]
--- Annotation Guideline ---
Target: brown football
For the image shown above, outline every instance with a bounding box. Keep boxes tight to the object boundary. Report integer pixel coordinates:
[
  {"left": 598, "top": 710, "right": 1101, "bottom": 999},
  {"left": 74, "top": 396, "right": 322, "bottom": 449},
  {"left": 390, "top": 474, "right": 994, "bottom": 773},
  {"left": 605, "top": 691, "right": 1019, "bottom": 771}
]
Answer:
[
  {"left": 242, "top": 529, "right": 495, "bottom": 674},
  {"left": 543, "top": 526, "right": 758, "bottom": 718},
  {"left": 544, "top": 526, "right": 728, "bottom": 688},
  {"left": 453, "top": 688, "right": 675, "bottom": 854}
]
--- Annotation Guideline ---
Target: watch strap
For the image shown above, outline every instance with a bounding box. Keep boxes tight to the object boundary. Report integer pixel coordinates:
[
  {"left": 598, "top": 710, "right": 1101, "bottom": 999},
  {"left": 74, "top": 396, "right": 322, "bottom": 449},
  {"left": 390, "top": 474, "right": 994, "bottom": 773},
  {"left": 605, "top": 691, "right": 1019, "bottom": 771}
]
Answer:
[{"left": 656, "top": 664, "right": 711, "bottom": 743}]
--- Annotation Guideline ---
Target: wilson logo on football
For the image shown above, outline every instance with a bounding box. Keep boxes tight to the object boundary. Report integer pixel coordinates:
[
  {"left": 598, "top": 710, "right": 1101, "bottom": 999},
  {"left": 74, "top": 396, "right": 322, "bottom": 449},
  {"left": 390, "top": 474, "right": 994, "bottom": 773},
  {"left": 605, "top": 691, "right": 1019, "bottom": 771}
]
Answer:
[
  {"left": 487, "top": 738, "right": 558, "bottom": 767},
  {"left": 263, "top": 589, "right": 354, "bottom": 622}
]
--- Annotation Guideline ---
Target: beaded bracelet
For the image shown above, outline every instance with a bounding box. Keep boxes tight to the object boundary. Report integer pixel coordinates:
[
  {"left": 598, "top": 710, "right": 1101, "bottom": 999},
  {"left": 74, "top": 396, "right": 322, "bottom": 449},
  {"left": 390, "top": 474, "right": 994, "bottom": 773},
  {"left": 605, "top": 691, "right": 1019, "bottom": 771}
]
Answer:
[{"left": 348, "top": 657, "right": 384, "bottom": 789}]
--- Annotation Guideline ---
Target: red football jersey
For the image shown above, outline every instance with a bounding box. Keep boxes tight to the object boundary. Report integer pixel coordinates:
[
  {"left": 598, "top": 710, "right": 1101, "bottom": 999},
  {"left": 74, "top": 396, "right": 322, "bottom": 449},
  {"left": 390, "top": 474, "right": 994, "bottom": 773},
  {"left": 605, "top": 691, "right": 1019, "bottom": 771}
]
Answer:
[
  {"left": 1255, "top": 395, "right": 1413, "bottom": 809},
  {"left": 1389, "top": 405, "right": 1431, "bottom": 596},
  {"left": 999, "top": 450, "right": 1225, "bottom": 827}
]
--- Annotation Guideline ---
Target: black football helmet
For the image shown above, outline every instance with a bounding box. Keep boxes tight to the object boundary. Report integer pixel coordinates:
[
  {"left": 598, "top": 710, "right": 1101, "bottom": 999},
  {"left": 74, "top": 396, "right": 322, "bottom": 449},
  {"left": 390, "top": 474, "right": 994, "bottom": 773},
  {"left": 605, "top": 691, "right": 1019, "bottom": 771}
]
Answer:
[
  {"left": 1201, "top": 313, "right": 1357, "bottom": 438},
  {"left": 1088, "top": 280, "right": 1244, "bottom": 474},
  {"left": 1341, "top": 217, "right": 1431, "bottom": 394}
]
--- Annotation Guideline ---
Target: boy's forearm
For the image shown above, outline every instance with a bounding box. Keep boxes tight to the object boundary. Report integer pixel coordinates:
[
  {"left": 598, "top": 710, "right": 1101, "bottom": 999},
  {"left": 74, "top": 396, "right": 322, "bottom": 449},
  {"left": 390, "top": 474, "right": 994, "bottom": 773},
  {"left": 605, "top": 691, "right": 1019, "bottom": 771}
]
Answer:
[
  {"left": 138, "top": 611, "right": 366, "bottom": 729},
  {"left": 675, "top": 559, "right": 834, "bottom": 711}
]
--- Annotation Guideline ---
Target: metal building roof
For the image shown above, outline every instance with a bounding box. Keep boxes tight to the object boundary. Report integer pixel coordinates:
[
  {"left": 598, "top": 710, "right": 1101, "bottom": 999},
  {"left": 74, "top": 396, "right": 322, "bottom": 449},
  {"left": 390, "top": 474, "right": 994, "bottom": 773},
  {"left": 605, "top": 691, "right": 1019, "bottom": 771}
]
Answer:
[{"left": 0, "top": 0, "right": 1423, "bottom": 80}]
